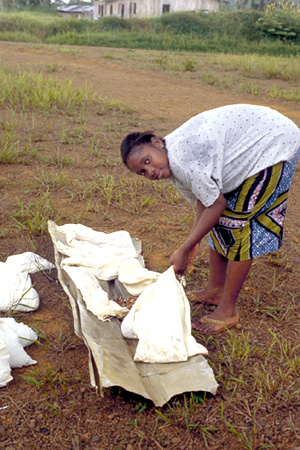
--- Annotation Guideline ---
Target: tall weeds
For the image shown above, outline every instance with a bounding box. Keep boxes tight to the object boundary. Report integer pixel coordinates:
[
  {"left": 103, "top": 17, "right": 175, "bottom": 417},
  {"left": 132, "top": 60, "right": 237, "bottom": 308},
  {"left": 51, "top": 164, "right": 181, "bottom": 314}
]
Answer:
[
  {"left": 0, "top": 10, "right": 300, "bottom": 56},
  {"left": 0, "top": 65, "right": 95, "bottom": 113}
]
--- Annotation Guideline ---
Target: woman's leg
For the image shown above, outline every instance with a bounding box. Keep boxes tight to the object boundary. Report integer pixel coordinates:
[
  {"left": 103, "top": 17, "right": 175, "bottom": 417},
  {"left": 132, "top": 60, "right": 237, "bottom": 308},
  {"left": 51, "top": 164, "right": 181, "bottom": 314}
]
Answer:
[
  {"left": 191, "top": 248, "right": 228, "bottom": 305},
  {"left": 194, "top": 258, "right": 252, "bottom": 333}
]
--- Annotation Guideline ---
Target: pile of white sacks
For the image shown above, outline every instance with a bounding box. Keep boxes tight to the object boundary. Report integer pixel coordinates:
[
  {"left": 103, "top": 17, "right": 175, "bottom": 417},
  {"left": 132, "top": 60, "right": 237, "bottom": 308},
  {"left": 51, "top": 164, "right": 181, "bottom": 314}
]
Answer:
[
  {"left": 0, "top": 225, "right": 208, "bottom": 388},
  {"left": 54, "top": 223, "right": 208, "bottom": 364},
  {"left": 0, "top": 252, "right": 55, "bottom": 387}
]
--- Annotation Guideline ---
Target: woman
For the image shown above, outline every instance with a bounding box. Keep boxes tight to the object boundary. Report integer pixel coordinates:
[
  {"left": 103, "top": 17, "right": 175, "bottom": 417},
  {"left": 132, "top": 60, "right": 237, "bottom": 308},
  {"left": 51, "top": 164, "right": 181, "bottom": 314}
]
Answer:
[{"left": 120, "top": 104, "right": 300, "bottom": 333}]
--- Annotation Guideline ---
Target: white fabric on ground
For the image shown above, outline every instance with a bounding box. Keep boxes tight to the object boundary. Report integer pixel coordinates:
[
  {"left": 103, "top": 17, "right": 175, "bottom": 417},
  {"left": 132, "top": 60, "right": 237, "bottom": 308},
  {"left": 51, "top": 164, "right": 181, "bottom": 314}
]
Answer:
[
  {"left": 56, "top": 224, "right": 142, "bottom": 281},
  {"left": 0, "top": 318, "right": 37, "bottom": 387},
  {"left": 0, "top": 252, "right": 55, "bottom": 312},
  {"left": 118, "top": 258, "right": 159, "bottom": 296},
  {"left": 54, "top": 223, "right": 157, "bottom": 320},
  {"left": 121, "top": 266, "right": 208, "bottom": 363},
  {"left": 63, "top": 265, "right": 128, "bottom": 320}
]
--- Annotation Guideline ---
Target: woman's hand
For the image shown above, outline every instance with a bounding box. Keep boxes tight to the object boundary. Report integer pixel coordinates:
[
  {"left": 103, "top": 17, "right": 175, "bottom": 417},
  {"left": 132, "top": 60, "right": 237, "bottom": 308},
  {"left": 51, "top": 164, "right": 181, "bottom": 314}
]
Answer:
[
  {"left": 170, "top": 242, "right": 201, "bottom": 274},
  {"left": 170, "top": 245, "right": 190, "bottom": 275}
]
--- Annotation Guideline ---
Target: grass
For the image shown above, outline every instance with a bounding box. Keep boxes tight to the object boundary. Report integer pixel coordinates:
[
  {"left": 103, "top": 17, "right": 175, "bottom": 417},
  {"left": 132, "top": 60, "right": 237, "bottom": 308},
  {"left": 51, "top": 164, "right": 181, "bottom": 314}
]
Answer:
[
  {"left": 0, "top": 65, "right": 96, "bottom": 113},
  {"left": 29, "top": 44, "right": 296, "bottom": 105},
  {"left": 45, "top": 63, "right": 61, "bottom": 73},
  {"left": 44, "top": 29, "right": 296, "bottom": 56},
  {"left": 59, "top": 124, "right": 87, "bottom": 145},
  {"left": 73, "top": 174, "right": 162, "bottom": 214},
  {"left": 0, "top": 31, "right": 40, "bottom": 42},
  {"left": 38, "top": 149, "right": 74, "bottom": 169},
  {"left": 21, "top": 366, "right": 69, "bottom": 398},
  {"left": 83, "top": 47, "right": 300, "bottom": 103},
  {"left": 41, "top": 329, "right": 83, "bottom": 355},
  {"left": 151, "top": 180, "right": 181, "bottom": 204},
  {"left": 0, "top": 113, "right": 38, "bottom": 164},
  {"left": 0, "top": 58, "right": 144, "bottom": 233},
  {"left": 31, "top": 169, "right": 67, "bottom": 191},
  {"left": 268, "top": 86, "right": 300, "bottom": 102},
  {"left": 0, "top": 121, "right": 20, "bottom": 163},
  {"left": 180, "top": 52, "right": 300, "bottom": 101},
  {"left": 122, "top": 47, "right": 300, "bottom": 81},
  {"left": 12, "top": 194, "right": 61, "bottom": 235},
  {"left": 201, "top": 71, "right": 234, "bottom": 89},
  {"left": 203, "top": 53, "right": 300, "bottom": 82},
  {"left": 155, "top": 392, "right": 218, "bottom": 447}
]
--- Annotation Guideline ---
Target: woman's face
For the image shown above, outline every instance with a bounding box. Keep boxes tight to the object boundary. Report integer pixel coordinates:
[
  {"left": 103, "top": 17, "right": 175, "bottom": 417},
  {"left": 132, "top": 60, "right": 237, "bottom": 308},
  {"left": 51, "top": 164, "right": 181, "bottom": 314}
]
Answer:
[{"left": 126, "top": 137, "right": 171, "bottom": 181}]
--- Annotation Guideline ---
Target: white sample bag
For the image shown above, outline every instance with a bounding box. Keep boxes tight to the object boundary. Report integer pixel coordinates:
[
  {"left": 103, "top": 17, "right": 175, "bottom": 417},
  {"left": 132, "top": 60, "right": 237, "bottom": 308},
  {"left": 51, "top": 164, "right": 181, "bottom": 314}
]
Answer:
[
  {"left": 0, "top": 318, "right": 37, "bottom": 387},
  {"left": 0, "top": 252, "right": 55, "bottom": 312},
  {"left": 0, "top": 338, "right": 12, "bottom": 388},
  {"left": 121, "top": 266, "right": 208, "bottom": 363},
  {"left": 118, "top": 258, "right": 159, "bottom": 296}
]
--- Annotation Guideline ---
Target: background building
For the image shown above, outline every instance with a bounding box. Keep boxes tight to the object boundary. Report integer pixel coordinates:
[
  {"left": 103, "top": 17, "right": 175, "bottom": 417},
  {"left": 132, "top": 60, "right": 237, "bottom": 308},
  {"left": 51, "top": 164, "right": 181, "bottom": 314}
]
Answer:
[
  {"left": 57, "top": 5, "right": 94, "bottom": 19},
  {"left": 93, "top": 0, "right": 219, "bottom": 20}
]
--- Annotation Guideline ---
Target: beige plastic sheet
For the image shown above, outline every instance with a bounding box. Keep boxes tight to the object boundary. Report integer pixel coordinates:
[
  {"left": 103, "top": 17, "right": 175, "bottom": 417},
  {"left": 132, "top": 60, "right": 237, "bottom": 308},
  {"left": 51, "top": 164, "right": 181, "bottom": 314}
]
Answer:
[{"left": 48, "top": 221, "right": 218, "bottom": 407}]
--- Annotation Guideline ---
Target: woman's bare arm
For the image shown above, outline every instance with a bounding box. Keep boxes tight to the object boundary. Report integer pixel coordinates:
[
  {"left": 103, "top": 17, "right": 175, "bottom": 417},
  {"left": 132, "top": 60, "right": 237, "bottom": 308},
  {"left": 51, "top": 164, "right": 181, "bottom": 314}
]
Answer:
[{"left": 170, "top": 193, "right": 227, "bottom": 274}]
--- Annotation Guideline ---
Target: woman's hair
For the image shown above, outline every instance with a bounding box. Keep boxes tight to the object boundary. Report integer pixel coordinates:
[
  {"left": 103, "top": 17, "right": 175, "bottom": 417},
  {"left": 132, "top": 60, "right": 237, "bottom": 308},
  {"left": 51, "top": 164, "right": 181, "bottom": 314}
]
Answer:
[{"left": 120, "top": 131, "right": 156, "bottom": 165}]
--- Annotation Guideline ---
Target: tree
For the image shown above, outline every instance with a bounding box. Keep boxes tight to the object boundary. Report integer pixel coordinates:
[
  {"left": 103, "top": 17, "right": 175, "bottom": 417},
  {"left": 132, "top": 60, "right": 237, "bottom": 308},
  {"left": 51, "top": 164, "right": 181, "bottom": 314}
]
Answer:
[
  {"left": 13, "top": 0, "right": 52, "bottom": 7},
  {"left": 0, "top": 0, "right": 16, "bottom": 10}
]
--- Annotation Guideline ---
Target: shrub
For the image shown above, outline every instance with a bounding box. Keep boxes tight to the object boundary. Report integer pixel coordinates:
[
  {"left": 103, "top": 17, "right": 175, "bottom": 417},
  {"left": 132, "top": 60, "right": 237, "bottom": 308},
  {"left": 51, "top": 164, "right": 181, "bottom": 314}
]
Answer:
[
  {"left": 93, "top": 15, "right": 133, "bottom": 31},
  {"left": 44, "top": 17, "right": 91, "bottom": 38},
  {"left": 150, "top": 11, "right": 206, "bottom": 35},
  {"left": 217, "top": 10, "right": 264, "bottom": 40},
  {"left": 149, "top": 10, "right": 264, "bottom": 40},
  {"left": 0, "top": 12, "right": 43, "bottom": 36},
  {"left": 257, "top": 0, "right": 300, "bottom": 41}
]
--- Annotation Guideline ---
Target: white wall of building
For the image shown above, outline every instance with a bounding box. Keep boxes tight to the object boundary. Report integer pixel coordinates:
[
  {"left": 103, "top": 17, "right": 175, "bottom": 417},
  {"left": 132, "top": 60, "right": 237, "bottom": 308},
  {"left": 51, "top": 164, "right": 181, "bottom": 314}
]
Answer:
[{"left": 93, "top": 0, "right": 219, "bottom": 20}]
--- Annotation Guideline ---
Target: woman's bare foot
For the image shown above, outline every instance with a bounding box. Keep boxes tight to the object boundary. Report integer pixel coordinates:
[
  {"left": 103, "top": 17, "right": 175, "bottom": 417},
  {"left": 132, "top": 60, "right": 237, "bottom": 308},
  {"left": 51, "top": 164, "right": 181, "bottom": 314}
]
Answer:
[
  {"left": 192, "top": 311, "right": 239, "bottom": 334},
  {"left": 189, "top": 287, "right": 223, "bottom": 305}
]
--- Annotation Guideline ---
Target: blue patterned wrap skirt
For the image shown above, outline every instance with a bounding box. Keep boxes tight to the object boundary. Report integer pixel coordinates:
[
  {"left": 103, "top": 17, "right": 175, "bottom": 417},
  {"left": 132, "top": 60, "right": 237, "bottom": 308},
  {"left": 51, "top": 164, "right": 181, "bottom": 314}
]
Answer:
[{"left": 209, "top": 147, "right": 300, "bottom": 261}]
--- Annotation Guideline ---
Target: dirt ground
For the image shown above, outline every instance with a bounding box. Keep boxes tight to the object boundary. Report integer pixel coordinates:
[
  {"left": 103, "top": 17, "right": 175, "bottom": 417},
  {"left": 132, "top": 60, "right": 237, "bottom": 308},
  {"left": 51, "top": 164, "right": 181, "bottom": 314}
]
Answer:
[{"left": 0, "top": 41, "right": 300, "bottom": 450}]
